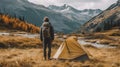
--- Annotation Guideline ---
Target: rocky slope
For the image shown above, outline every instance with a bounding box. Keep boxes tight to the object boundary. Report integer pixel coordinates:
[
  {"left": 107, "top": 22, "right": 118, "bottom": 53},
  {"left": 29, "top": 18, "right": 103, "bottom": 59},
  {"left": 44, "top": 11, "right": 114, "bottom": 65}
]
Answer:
[{"left": 81, "top": 0, "right": 120, "bottom": 33}]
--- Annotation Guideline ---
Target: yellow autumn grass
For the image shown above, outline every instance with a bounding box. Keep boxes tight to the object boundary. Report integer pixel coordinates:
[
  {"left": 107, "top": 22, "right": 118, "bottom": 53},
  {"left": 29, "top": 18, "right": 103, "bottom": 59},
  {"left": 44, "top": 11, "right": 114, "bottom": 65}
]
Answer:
[
  {"left": 0, "top": 36, "right": 41, "bottom": 48},
  {"left": 0, "top": 34, "right": 120, "bottom": 67},
  {"left": 0, "top": 46, "right": 120, "bottom": 67},
  {"left": 84, "top": 28, "right": 120, "bottom": 46}
]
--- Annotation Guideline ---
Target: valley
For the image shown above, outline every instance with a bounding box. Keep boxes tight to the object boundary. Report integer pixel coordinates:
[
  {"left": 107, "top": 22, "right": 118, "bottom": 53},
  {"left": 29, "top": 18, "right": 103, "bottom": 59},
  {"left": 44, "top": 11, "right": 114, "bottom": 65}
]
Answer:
[{"left": 0, "top": 0, "right": 120, "bottom": 67}]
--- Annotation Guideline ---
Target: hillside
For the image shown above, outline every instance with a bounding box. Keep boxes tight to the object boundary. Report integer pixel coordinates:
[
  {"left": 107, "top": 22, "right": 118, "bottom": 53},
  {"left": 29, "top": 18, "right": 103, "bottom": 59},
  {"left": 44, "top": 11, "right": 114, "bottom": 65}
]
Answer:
[
  {"left": 0, "top": 14, "right": 40, "bottom": 33},
  {"left": 80, "top": 0, "right": 120, "bottom": 33},
  {"left": 0, "top": 0, "right": 102, "bottom": 33}
]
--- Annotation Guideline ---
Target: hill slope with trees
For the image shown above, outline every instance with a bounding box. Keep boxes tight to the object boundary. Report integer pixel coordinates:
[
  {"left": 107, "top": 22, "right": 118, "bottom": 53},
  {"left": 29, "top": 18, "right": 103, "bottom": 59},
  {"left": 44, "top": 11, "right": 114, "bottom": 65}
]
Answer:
[
  {"left": 80, "top": 0, "right": 120, "bottom": 33},
  {"left": 0, "top": 13, "right": 40, "bottom": 33}
]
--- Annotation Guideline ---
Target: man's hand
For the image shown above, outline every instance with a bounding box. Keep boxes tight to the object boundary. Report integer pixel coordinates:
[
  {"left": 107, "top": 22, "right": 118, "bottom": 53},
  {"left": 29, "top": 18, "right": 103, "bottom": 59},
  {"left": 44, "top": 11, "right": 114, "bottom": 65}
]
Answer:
[{"left": 51, "top": 40, "right": 53, "bottom": 43}]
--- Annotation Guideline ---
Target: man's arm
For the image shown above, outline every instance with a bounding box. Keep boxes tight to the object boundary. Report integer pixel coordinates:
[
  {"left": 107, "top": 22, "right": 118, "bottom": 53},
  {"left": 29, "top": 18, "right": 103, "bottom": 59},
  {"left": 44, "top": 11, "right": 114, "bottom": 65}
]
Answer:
[
  {"left": 50, "top": 26, "right": 54, "bottom": 41},
  {"left": 40, "top": 27, "right": 43, "bottom": 41}
]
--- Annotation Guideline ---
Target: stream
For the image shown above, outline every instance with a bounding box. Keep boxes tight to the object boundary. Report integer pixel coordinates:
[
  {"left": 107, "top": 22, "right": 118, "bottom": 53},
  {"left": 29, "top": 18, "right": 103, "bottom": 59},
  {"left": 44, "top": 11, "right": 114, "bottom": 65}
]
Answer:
[
  {"left": 78, "top": 38, "right": 115, "bottom": 48},
  {"left": 0, "top": 32, "right": 39, "bottom": 38}
]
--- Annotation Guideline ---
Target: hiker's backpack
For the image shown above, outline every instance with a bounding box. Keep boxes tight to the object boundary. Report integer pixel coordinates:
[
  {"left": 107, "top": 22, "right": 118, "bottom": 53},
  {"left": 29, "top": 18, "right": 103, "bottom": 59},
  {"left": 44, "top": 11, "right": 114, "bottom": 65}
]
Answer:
[{"left": 42, "top": 22, "right": 51, "bottom": 38}]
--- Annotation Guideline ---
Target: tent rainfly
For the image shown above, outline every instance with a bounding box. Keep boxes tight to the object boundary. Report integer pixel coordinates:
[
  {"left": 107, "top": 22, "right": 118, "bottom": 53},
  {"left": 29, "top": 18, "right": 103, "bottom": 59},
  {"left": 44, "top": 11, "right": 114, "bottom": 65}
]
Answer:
[{"left": 53, "top": 36, "right": 90, "bottom": 60}]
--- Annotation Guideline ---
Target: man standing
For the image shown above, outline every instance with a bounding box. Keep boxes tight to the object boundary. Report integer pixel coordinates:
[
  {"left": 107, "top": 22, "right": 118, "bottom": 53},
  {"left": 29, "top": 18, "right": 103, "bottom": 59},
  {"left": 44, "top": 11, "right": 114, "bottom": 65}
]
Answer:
[{"left": 40, "top": 17, "right": 54, "bottom": 60}]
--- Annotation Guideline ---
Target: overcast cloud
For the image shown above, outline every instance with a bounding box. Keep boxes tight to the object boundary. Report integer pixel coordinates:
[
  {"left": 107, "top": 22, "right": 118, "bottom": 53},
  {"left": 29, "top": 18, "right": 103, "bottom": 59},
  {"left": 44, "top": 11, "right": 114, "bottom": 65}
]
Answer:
[{"left": 28, "top": 0, "right": 117, "bottom": 10}]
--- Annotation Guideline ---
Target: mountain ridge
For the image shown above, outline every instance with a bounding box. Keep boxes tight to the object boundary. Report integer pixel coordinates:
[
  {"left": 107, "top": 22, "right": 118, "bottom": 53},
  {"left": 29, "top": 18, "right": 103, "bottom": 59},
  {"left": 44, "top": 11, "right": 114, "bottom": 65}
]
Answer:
[
  {"left": 48, "top": 4, "right": 102, "bottom": 25},
  {"left": 80, "top": 0, "right": 120, "bottom": 33}
]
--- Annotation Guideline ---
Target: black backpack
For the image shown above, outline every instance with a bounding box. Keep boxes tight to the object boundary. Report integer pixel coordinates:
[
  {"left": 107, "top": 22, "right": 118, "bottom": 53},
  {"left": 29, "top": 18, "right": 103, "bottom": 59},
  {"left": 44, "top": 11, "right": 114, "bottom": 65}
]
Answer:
[{"left": 42, "top": 22, "right": 51, "bottom": 38}]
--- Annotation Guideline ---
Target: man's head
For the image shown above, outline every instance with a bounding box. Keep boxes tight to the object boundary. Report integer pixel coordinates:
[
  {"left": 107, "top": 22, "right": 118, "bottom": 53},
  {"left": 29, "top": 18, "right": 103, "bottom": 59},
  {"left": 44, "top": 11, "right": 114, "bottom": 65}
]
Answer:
[{"left": 44, "top": 17, "right": 49, "bottom": 22}]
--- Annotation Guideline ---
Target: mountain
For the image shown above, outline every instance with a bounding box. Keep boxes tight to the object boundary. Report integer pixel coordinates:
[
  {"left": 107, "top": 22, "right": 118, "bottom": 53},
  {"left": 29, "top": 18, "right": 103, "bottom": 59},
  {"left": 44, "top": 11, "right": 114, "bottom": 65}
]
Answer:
[
  {"left": 48, "top": 4, "right": 102, "bottom": 25},
  {"left": 80, "top": 0, "right": 120, "bottom": 33},
  {"left": 0, "top": 0, "right": 77, "bottom": 33},
  {"left": 0, "top": 0, "right": 102, "bottom": 33}
]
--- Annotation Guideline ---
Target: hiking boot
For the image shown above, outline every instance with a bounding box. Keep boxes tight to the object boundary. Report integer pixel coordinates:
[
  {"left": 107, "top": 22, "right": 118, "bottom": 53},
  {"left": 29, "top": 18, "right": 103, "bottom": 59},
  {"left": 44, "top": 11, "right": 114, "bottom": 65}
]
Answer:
[
  {"left": 43, "top": 57, "right": 46, "bottom": 60},
  {"left": 44, "top": 58, "right": 46, "bottom": 60},
  {"left": 48, "top": 58, "right": 52, "bottom": 60}
]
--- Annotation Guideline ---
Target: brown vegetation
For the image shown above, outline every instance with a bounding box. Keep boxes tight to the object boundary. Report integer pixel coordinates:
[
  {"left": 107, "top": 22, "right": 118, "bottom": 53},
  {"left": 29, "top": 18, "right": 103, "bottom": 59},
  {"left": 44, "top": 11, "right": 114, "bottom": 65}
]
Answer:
[
  {"left": 0, "top": 33, "right": 119, "bottom": 67},
  {"left": 0, "top": 14, "right": 40, "bottom": 33},
  {"left": 0, "top": 45, "right": 120, "bottom": 67},
  {"left": 0, "top": 36, "right": 41, "bottom": 48},
  {"left": 0, "top": 34, "right": 64, "bottom": 49},
  {"left": 84, "top": 28, "right": 120, "bottom": 46},
  {"left": 0, "top": 28, "right": 119, "bottom": 67}
]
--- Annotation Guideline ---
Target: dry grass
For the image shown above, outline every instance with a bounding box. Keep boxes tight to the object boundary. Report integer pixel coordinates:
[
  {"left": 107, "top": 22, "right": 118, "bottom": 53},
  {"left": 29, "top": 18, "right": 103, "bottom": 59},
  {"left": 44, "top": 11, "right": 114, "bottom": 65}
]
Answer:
[
  {"left": 0, "top": 32, "right": 120, "bottom": 67},
  {"left": 0, "top": 47, "right": 120, "bottom": 67},
  {"left": 84, "top": 28, "right": 120, "bottom": 46},
  {"left": 52, "top": 38, "right": 63, "bottom": 48},
  {"left": 0, "top": 36, "right": 41, "bottom": 48},
  {"left": 0, "top": 34, "right": 63, "bottom": 49}
]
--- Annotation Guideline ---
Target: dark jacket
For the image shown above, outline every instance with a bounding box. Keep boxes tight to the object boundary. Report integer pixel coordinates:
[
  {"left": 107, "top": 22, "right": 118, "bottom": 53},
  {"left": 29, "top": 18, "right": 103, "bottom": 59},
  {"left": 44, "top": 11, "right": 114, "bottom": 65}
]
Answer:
[{"left": 40, "top": 22, "right": 54, "bottom": 41}]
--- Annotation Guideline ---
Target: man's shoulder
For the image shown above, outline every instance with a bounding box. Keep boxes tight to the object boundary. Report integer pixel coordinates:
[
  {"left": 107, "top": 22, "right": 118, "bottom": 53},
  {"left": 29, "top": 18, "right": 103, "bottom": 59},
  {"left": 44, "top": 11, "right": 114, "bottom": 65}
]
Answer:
[
  {"left": 42, "top": 22, "right": 51, "bottom": 25},
  {"left": 44, "top": 22, "right": 50, "bottom": 23}
]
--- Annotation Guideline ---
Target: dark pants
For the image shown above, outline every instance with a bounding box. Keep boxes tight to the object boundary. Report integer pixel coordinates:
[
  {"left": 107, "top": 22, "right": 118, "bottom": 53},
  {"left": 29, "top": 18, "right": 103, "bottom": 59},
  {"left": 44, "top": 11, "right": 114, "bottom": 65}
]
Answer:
[{"left": 43, "top": 37, "right": 51, "bottom": 60}]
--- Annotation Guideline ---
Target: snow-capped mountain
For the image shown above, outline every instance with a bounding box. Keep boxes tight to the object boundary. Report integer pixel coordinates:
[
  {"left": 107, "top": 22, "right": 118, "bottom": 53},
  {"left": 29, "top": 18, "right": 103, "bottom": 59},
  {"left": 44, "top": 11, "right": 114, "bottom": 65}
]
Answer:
[
  {"left": 48, "top": 4, "right": 101, "bottom": 15},
  {"left": 48, "top": 4, "right": 80, "bottom": 13},
  {"left": 48, "top": 4, "right": 102, "bottom": 24},
  {"left": 0, "top": 0, "right": 102, "bottom": 33}
]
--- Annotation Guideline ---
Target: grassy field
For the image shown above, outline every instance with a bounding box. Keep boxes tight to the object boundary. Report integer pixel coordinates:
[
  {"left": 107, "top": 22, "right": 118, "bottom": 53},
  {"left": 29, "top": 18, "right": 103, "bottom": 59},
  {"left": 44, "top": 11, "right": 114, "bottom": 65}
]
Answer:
[
  {"left": 0, "top": 47, "right": 120, "bottom": 67},
  {"left": 0, "top": 30, "right": 120, "bottom": 67}
]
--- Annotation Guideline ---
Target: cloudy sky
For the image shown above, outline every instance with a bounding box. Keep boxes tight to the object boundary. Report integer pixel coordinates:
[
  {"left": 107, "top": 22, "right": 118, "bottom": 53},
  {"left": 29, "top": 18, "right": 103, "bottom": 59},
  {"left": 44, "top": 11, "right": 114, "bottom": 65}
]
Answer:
[{"left": 28, "top": 0, "right": 117, "bottom": 10}]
